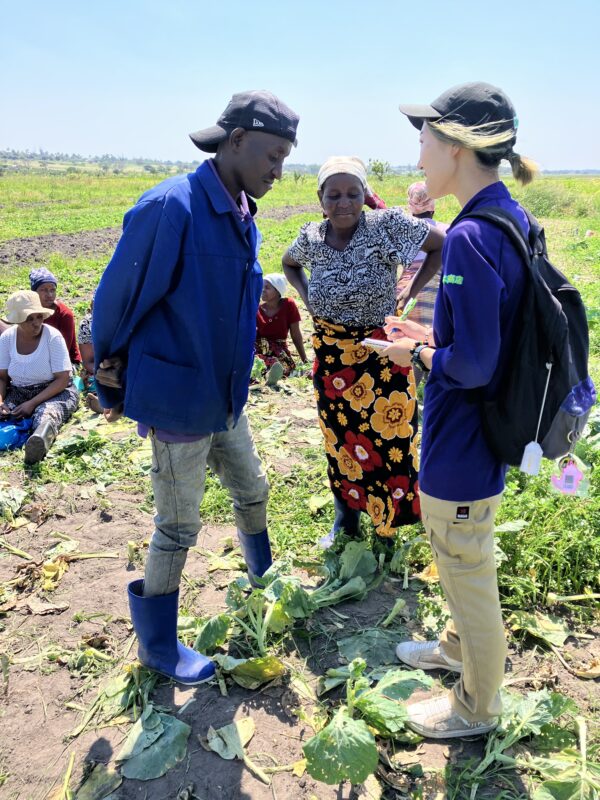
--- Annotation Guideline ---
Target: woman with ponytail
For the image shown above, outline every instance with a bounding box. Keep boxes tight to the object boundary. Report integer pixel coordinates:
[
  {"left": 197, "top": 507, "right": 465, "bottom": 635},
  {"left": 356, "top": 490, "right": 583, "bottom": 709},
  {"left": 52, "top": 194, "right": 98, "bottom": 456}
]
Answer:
[{"left": 384, "top": 83, "right": 538, "bottom": 739}]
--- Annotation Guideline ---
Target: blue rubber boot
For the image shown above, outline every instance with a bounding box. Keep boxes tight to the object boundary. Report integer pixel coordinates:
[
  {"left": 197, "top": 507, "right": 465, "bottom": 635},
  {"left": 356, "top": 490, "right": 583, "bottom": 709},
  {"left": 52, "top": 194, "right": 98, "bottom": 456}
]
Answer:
[
  {"left": 238, "top": 529, "right": 273, "bottom": 587},
  {"left": 127, "top": 579, "right": 215, "bottom": 685},
  {"left": 319, "top": 496, "right": 361, "bottom": 549}
]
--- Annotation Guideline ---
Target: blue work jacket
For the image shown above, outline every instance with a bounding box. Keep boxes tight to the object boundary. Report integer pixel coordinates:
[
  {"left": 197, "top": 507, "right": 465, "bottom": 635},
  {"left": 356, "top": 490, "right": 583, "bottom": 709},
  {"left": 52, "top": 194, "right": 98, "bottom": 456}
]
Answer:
[{"left": 92, "top": 161, "right": 263, "bottom": 435}]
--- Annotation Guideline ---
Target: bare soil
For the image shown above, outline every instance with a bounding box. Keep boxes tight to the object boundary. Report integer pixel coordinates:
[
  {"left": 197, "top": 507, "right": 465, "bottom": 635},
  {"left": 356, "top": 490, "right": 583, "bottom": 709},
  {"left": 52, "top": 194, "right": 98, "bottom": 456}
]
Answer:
[
  {"left": 0, "top": 229, "right": 121, "bottom": 269},
  {"left": 0, "top": 205, "right": 320, "bottom": 270}
]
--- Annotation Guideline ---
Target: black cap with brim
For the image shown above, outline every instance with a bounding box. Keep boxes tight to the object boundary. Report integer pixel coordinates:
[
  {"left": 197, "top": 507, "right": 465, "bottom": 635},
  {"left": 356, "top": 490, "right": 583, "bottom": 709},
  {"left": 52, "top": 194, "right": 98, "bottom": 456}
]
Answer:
[
  {"left": 399, "top": 83, "right": 518, "bottom": 136},
  {"left": 398, "top": 103, "right": 442, "bottom": 130},
  {"left": 189, "top": 124, "right": 231, "bottom": 153},
  {"left": 189, "top": 89, "right": 300, "bottom": 154}
]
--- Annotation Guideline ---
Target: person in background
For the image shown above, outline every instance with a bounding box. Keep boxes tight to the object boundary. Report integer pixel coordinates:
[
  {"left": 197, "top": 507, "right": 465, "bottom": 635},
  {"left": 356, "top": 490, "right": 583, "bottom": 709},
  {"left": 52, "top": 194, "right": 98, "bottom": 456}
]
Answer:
[
  {"left": 397, "top": 182, "right": 449, "bottom": 326},
  {"left": 29, "top": 267, "right": 81, "bottom": 366},
  {"left": 385, "top": 81, "right": 538, "bottom": 739},
  {"left": 77, "top": 292, "right": 104, "bottom": 414},
  {"left": 93, "top": 90, "right": 299, "bottom": 686},
  {"left": 255, "top": 273, "right": 308, "bottom": 384},
  {"left": 283, "top": 156, "right": 444, "bottom": 548},
  {"left": 0, "top": 291, "right": 79, "bottom": 463}
]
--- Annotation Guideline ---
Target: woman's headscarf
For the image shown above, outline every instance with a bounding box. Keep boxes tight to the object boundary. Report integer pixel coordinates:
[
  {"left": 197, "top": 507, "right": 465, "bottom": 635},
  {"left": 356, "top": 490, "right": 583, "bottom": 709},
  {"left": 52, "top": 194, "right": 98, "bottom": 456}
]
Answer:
[
  {"left": 317, "top": 156, "right": 387, "bottom": 210},
  {"left": 263, "top": 273, "right": 287, "bottom": 298},
  {"left": 407, "top": 182, "right": 435, "bottom": 215},
  {"left": 29, "top": 267, "right": 58, "bottom": 291}
]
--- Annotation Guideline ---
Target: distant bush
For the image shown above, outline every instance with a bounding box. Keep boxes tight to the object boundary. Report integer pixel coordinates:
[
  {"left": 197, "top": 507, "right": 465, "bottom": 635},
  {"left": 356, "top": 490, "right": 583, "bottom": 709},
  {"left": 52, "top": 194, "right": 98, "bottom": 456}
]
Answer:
[
  {"left": 368, "top": 159, "right": 391, "bottom": 181},
  {"left": 516, "top": 183, "right": 594, "bottom": 218}
]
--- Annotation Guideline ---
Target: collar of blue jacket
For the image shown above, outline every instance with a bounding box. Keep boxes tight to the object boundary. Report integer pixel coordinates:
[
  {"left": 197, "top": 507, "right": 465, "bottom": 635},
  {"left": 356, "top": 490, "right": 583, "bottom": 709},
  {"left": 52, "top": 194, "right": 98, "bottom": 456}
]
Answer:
[{"left": 92, "top": 160, "right": 264, "bottom": 435}]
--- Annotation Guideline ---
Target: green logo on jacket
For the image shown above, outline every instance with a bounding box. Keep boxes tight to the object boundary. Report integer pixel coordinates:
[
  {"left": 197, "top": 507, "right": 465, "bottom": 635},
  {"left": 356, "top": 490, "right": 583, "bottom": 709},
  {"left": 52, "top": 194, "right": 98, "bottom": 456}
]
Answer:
[{"left": 443, "top": 274, "right": 464, "bottom": 285}]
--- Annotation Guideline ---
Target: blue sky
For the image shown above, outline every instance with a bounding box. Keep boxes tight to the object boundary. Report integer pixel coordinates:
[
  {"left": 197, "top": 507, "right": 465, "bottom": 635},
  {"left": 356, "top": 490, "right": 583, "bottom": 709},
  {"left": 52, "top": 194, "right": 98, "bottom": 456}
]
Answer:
[{"left": 2, "top": 0, "right": 599, "bottom": 170}]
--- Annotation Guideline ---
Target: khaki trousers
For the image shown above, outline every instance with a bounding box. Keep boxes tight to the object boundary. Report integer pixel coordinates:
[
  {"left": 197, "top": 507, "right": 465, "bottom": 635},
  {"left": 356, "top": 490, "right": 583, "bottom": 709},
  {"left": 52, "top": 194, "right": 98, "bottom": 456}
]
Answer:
[{"left": 420, "top": 490, "right": 506, "bottom": 722}]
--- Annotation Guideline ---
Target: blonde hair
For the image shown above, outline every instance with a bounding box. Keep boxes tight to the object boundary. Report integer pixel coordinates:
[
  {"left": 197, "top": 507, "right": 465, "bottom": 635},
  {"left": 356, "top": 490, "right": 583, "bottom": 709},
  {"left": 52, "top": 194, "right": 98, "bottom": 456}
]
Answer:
[{"left": 427, "top": 119, "right": 538, "bottom": 186}]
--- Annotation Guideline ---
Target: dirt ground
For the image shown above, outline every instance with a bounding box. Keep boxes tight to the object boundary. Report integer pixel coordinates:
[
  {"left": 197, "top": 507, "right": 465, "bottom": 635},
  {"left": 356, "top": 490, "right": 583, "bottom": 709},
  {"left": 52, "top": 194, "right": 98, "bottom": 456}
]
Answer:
[
  {"left": 0, "top": 205, "right": 321, "bottom": 269},
  {"left": 0, "top": 229, "right": 121, "bottom": 268},
  {"left": 1, "top": 389, "right": 598, "bottom": 800}
]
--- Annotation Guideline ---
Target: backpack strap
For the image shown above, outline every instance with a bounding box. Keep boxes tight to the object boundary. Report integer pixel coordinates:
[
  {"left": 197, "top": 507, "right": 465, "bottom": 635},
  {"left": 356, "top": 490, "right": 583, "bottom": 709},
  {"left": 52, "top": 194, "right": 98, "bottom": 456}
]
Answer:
[
  {"left": 458, "top": 206, "right": 539, "bottom": 268},
  {"left": 457, "top": 206, "right": 537, "bottom": 407}
]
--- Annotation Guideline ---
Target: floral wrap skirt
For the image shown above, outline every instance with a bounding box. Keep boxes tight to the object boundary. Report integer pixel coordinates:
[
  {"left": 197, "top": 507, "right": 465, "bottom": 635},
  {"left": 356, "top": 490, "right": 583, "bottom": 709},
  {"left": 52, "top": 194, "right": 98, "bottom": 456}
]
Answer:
[
  {"left": 312, "top": 318, "right": 420, "bottom": 537},
  {"left": 255, "top": 337, "right": 296, "bottom": 376}
]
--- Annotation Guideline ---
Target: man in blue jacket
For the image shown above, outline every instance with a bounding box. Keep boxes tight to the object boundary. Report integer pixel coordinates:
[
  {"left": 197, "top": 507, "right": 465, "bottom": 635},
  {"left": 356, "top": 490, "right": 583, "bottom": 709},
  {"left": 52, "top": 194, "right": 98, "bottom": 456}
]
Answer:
[{"left": 93, "top": 90, "right": 300, "bottom": 685}]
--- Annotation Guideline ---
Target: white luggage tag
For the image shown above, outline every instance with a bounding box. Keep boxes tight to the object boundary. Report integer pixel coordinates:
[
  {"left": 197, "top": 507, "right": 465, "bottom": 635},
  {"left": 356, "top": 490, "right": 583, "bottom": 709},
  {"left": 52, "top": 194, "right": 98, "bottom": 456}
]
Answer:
[
  {"left": 520, "top": 441, "right": 543, "bottom": 475},
  {"left": 520, "top": 362, "right": 553, "bottom": 476}
]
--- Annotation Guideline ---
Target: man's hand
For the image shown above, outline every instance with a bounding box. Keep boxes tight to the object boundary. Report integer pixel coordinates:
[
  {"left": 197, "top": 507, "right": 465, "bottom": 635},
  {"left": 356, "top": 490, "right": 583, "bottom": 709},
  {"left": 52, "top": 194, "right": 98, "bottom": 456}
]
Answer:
[
  {"left": 103, "top": 404, "right": 124, "bottom": 423},
  {"left": 96, "top": 357, "right": 124, "bottom": 389}
]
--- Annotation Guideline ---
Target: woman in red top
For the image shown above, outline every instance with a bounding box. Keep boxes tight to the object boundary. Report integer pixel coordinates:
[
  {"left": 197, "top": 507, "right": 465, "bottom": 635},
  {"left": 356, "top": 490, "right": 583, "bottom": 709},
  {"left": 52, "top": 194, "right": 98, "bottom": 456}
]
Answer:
[
  {"left": 255, "top": 273, "right": 307, "bottom": 378},
  {"left": 29, "top": 267, "right": 81, "bottom": 365}
]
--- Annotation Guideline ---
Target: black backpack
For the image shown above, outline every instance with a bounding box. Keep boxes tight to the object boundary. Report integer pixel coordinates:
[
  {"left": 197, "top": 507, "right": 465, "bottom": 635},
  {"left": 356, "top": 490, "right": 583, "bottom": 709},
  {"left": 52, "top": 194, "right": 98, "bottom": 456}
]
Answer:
[{"left": 461, "top": 206, "right": 596, "bottom": 467}]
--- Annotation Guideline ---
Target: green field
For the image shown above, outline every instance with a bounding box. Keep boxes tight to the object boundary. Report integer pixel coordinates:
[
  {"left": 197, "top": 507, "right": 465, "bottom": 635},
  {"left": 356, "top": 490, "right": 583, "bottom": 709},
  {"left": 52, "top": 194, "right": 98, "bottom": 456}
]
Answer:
[{"left": 0, "top": 169, "right": 598, "bottom": 799}]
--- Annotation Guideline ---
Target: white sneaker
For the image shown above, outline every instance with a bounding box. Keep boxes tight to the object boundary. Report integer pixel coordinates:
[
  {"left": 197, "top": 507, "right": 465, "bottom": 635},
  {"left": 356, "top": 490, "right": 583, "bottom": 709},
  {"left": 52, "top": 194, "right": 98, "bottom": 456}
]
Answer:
[
  {"left": 396, "top": 639, "right": 463, "bottom": 673},
  {"left": 406, "top": 694, "right": 497, "bottom": 739}
]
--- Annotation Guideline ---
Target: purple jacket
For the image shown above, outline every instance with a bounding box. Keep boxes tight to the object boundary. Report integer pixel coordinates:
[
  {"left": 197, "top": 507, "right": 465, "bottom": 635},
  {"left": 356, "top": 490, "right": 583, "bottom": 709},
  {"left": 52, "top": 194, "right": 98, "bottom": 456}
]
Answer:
[{"left": 420, "top": 182, "right": 528, "bottom": 501}]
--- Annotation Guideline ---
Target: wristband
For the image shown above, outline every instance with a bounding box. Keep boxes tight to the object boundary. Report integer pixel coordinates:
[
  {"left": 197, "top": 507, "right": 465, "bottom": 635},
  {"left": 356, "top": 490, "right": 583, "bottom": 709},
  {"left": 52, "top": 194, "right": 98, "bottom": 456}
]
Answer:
[{"left": 410, "top": 343, "right": 430, "bottom": 373}]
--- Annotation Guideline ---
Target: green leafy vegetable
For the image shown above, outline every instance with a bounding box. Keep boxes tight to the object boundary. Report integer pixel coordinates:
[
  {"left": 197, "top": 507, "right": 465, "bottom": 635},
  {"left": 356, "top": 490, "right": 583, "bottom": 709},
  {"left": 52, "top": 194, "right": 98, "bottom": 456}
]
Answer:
[
  {"left": 193, "top": 613, "right": 232, "bottom": 653},
  {"left": 338, "top": 541, "right": 378, "bottom": 581},
  {"left": 472, "top": 689, "right": 577, "bottom": 777},
  {"left": 116, "top": 704, "right": 191, "bottom": 781},
  {"left": 303, "top": 707, "right": 378, "bottom": 785},
  {"left": 338, "top": 628, "right": 401, "bottom": 668},
  {"left": 354, "top": 669, "right": 433, "bottom": 737},
  {"left": 74, "top": 763, "right": 122, "bottom": 800}
]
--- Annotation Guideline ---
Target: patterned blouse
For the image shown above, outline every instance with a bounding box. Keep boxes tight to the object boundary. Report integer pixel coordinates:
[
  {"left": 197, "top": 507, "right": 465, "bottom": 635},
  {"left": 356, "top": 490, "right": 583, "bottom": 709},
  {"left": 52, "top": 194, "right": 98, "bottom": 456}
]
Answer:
[{"left": 287, "top": 209, "right": 429, "bottom": 327}]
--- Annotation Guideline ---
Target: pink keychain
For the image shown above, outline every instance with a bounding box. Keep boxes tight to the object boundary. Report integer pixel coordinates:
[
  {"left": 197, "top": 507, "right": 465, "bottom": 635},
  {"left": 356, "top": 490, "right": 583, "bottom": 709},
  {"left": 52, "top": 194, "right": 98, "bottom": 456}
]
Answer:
[{"left": 551, "top": 458, "right": 584, "bottom": 495}]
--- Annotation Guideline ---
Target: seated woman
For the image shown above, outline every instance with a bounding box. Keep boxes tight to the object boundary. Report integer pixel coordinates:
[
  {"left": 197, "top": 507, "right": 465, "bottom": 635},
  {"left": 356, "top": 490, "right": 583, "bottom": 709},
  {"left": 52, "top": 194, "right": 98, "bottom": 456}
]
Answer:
[
  {"left": 0, "top": 291, "right": 79, "bottom": 464},
  {"left": 255, "top": 273, "right": 308, "bottom": 382},
  {"left": 283, "top": 156, "right": 444, "bottom": 547},
  {"left": 29, "top": 267, "right": 81, "bottom": 367}
]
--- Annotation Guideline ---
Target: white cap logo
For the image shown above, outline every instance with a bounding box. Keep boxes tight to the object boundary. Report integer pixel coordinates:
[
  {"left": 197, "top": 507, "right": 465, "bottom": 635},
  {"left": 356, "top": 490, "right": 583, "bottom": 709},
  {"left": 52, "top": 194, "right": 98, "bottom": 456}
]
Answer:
[{"left": 252, "top": 118, "right": 265, "bottom": 128}]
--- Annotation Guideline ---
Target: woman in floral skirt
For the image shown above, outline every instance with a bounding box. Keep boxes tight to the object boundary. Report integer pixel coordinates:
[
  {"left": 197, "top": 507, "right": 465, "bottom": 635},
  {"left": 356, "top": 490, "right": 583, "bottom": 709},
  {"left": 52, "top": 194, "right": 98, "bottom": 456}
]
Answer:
[{"left": 283, "top": 156, "right": 444, "bottom": 546}]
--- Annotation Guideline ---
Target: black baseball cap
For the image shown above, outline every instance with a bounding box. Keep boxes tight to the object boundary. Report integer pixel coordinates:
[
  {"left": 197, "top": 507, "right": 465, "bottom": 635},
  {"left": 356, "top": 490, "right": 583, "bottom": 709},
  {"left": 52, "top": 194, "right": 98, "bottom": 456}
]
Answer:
[
  {"left": 399, "top": 82, "right": 518, "bottom": 135},
  {"left": 190, "top": 90, "right": 300, "bottom": 153}
]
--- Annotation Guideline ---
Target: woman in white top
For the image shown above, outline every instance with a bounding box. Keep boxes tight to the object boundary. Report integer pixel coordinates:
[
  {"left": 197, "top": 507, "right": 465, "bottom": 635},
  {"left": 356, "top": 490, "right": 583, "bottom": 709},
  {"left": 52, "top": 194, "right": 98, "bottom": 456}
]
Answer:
[{"left": 0, "top": 291, "right": 79, "bottom": 463}]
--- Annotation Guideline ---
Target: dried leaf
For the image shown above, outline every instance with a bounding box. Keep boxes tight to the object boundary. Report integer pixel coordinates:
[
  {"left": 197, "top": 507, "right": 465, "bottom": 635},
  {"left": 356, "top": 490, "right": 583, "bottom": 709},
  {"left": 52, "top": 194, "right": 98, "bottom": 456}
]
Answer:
[
  {"left": 574, "top": 657, "right": 600, "bottom": 679},
  {"left": 292, "top": 758, "right": 307, "bottom": 777},
  {"left": 356, "top": 773, "right": 382, "bottom": 799},
  {"left": 206, "top": 717, "right": 255, "bottom": 759},
  {"left": 207, "top": 552, "right": 245, "bottom": 573},
  {"left": 206, "top": 717, "right": 270, "bottom": 785},
  {"left": 26, "top": 597, "right": 69, "bottom": 616},
  {"left": 417, "top": 561, "right": 439, "bottom": 582}
]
